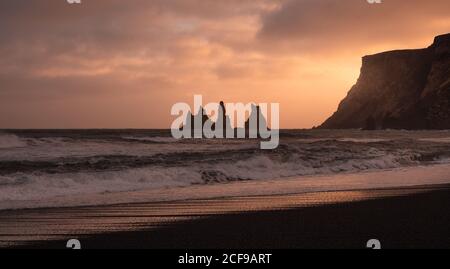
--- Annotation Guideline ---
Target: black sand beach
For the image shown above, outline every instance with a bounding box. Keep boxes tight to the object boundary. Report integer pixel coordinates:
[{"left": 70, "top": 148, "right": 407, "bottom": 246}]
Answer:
[{"left": 2, "top": 184, "right": 449, "bottom": 249}]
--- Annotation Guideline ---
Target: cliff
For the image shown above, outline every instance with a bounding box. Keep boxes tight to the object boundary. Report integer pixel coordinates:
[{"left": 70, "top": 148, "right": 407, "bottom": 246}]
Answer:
[{"left": 320, "top": 33, "right": 450, "bottom": 130}]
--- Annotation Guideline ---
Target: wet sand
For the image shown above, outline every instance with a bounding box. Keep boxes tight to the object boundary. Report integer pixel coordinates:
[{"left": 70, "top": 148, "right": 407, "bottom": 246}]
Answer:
[{"left": 1, "top": 184, "right": 449, "bottom": 249}]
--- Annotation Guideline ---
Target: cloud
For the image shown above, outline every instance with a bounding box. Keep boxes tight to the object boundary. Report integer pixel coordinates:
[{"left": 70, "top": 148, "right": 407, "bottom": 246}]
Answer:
[
  {"left": 258, "top": 0, "right": 450, "bottom": 52},
  {"left": 0, "top": 0, "right": 277, "bottom": 80},
  {"left": 0, "top": 0, "right": 448, "bottom": 128}
]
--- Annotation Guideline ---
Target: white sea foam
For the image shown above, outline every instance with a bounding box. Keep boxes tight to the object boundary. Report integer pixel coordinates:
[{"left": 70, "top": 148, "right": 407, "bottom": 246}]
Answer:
[
  {"left": 418, "top": 137, "right": 450, "bottom": 143},
  {"left": 0, "top": 149, "right": 447, "bottom": 208},
  {"left": 0, "top": 134, "right": 26, "bottom": 149},
  {"left": 0, "top": 167, "right": 201, "bottom": 202},
  {"left": 1, "top": 164, "right": 450, "bottom": 210}
]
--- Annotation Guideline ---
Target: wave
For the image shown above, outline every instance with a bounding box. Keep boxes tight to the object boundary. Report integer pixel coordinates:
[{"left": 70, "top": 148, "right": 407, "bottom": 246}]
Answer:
[
  {"left": 121, "top": 136, "right": 178, "bottom": 143},
  {"left": 0, "top": 130, "right": 450, "bottom": 208},
  {"left": 0, "top": 134, "right": 27, "bottom": 149},
  {"left": 0, "top": 145, "right": 448, "bottom": 203},
  {"left": 1, "top": 138, "right": 449, "bottom": 176},
  {"left": 418, "top": 137, "right": 450, "bottom": 143},
  {"left": 0, "top": 167, "right": 198, "bottom": 202}
]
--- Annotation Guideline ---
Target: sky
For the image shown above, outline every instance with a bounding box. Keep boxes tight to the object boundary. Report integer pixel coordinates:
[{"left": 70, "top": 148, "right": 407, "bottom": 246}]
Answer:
[{"left": 0, "top": 0, "right": 449, "bottom": 129}]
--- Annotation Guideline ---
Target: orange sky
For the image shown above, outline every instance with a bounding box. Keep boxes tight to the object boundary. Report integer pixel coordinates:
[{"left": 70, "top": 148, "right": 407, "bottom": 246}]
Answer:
[{"left": 0, "top": 0, "right": 449, "bottom": 129}]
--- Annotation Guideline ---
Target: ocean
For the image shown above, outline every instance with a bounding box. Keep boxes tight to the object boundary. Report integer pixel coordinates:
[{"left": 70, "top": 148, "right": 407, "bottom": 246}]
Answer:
[{"left": 0, "top": 129, "right": 450, "bottom": 209}]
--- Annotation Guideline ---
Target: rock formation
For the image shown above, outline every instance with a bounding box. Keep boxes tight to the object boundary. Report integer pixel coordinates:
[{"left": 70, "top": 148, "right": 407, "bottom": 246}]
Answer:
[
  {"left": 211, "top": 101, "right": 234, "bottom": 138},
  {"left": 244, "top": 104, "right": 270, "bottom": 138},
  {"left": 182, "top": 107, "right": 213, "bottom": 137},
  {"left": 320, "top": 33, "right": 450, "bottom": 130},
  {"left": 181, "top": 102, "right": 270, "bottom": 138}
]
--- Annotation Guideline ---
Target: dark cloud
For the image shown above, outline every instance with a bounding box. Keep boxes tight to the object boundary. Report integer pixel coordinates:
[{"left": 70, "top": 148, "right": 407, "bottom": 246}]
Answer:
[
  {"left": 259, "top": 0, "right": 450, "bottom": 51},
  {"left": 0, "top": 0, "right": 275, "bottom": 79}
]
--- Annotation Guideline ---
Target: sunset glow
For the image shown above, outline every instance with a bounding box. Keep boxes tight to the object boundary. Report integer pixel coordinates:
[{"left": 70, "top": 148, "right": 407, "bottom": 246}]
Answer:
[{"left": 0, "top": 0, "right": 449, "bottom": 128}]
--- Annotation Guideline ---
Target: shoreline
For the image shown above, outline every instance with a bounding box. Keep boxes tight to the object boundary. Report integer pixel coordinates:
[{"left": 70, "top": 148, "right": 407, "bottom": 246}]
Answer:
[
  {"left": 0, "top": 182, "right": 446, "bottom": 214},
  {"left": 1, "top": 183, "right": 449, "bottom": 249}
]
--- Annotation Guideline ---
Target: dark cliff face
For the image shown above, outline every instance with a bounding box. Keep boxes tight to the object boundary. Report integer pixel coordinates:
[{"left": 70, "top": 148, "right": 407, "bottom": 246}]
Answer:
[{"left": 320, "top": 33, "right": 450, "bottom": 130}]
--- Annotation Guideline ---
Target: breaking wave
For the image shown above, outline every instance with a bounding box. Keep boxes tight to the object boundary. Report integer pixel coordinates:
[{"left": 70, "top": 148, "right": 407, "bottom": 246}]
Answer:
[{"left": 0, "top": 134, "right": 27, "bottom": 149}]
